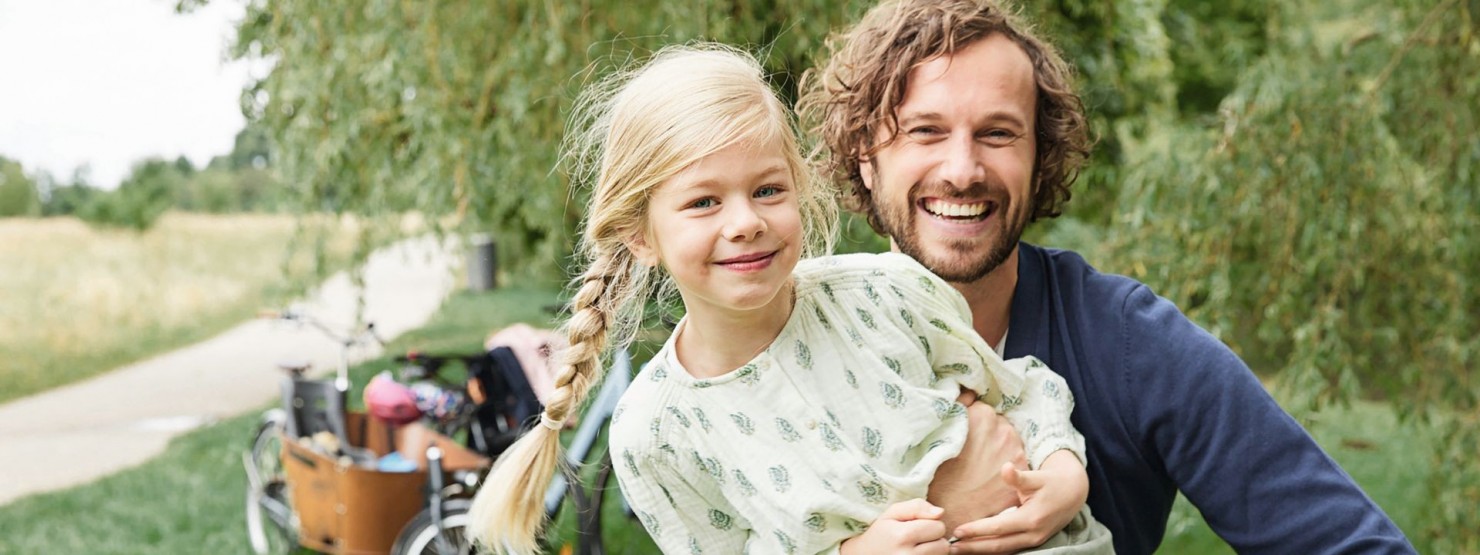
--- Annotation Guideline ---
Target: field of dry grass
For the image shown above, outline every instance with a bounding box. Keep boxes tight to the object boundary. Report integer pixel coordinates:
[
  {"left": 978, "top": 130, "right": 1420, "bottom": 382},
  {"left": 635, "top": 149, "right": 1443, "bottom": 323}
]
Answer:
[{"left": 0, "top": 213, "right": 354, "bottom": 404}]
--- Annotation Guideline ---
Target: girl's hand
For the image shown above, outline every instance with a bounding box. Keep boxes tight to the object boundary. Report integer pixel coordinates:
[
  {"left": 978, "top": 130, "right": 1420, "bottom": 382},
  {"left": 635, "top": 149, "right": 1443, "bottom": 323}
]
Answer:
[
  {"left": 840, "top": 499, "right": 951, "bottom": 555},
  {"left": 947, "top": 450, "right": 1088, "bottom": 554}
]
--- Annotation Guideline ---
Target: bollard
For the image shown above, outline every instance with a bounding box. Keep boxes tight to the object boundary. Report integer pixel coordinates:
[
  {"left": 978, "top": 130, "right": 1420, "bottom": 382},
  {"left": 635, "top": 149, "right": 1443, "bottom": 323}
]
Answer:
[{"left": 467, "top": 233, "right": 497, "bottom": 291}]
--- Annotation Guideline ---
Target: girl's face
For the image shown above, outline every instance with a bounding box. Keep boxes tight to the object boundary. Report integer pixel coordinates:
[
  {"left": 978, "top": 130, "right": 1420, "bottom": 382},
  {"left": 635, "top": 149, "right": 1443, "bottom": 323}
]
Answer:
[{"left": 635, "top": 138, "right": 803, "bottom": 321}]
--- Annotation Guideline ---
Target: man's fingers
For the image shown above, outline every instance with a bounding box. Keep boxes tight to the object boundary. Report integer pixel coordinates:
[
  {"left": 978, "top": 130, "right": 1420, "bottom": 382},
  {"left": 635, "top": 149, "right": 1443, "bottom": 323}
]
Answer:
[
  {"left": 880, "top": 498, "right": 945, "bottom": 521},
  {"left": 955, "top": 387, "right": 978, "bottom": 406}
]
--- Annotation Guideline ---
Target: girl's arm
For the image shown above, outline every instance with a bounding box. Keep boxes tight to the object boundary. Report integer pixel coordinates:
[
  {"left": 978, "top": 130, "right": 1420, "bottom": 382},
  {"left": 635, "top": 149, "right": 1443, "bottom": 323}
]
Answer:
[
  {"left": 612, "top": 447, "right": 751, "bottom": 554},
  {"left": 986, "top": 355, "right": 1086, "bottom": 469}
]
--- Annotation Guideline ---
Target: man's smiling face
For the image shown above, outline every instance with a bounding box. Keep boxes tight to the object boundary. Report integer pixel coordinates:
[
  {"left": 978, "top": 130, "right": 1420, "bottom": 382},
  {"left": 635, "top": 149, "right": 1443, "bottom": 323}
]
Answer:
[{"left": 860, "top": 33, "right": 1037, "bottom": 283}]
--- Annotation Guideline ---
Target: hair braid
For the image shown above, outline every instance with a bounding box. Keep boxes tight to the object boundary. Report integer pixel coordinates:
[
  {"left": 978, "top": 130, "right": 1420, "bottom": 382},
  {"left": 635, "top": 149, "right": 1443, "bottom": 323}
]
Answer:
[
  {"left": 468, "top": 249, "right": 630, "bottom": 554},
  {"left": 469, "top": 42, "right": 824, "bottom": 554}
]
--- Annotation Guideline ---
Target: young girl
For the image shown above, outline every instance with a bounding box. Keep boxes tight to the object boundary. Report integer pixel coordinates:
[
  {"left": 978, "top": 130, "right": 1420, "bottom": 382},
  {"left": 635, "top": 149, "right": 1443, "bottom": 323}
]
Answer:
[{"left": 469, "top": 44, "right": 1111, "bottom": 554}]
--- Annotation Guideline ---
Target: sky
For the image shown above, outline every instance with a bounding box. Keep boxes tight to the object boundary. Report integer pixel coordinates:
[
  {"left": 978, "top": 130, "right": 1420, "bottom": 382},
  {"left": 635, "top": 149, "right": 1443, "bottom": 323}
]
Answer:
[{"left": 0, "top": 0, "right": 257, "bottom": 190}]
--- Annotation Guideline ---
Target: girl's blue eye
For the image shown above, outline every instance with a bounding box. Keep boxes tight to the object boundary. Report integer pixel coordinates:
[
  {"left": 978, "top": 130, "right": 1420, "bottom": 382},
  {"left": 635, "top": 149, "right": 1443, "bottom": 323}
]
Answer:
[
  {"left": 689, "top": 198, "right": 716, "bottom": 209},
  {"left": 755, "top": 186, "right": 781, "bottom": 198}
]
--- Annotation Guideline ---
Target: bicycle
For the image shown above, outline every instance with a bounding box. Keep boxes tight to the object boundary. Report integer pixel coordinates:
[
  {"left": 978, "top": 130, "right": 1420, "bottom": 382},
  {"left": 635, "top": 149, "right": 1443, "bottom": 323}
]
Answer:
[
  {"left": 243, "top": 309, "right": 384, "bottom": 555},
  {"left": 388, "top": 346, "right": 637, "bottom": 555}
]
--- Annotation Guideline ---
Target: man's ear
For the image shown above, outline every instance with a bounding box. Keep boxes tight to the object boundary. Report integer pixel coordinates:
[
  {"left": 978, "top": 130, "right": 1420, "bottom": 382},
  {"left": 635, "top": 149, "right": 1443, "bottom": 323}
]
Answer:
[{"left": 858, "top": 153, "right": 875, "bottom": 191}]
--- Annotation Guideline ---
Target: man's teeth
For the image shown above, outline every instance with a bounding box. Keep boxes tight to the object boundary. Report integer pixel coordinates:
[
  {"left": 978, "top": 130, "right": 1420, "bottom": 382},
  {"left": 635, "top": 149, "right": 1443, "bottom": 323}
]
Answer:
[{"left": 923, "top": 199, "right": 988, "bottom": 218}]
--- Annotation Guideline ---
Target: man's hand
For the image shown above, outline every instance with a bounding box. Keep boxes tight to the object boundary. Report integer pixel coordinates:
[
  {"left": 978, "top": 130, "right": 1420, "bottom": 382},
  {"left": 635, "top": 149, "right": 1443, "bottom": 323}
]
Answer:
[
  {"left": 839, "top": 499, "right": 950, "bottom": 555},
  {"left": 949, "top": 450, "right": 1089, "bottom": 554},
  {"left": 927, "top": 389, "right": 1027, "bottom": 532}
]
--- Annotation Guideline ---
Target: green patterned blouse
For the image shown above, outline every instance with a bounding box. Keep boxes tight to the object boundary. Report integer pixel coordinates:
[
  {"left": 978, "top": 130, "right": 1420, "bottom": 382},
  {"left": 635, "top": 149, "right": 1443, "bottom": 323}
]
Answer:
[{"left": 609, "top": 253, "right": 1086, "bottom": 554}]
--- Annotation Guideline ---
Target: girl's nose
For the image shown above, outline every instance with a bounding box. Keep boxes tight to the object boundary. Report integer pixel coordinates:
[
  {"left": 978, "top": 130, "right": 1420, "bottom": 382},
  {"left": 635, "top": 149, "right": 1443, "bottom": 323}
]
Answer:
[{"left": 723, "top": 203, "right": 766, "bottom": 241}]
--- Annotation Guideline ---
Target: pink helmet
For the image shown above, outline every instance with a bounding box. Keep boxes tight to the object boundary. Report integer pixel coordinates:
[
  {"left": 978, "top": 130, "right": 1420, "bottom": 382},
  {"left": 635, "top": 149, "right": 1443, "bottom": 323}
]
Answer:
[{"left": 364, "top": 372, "right": 422, "bottom": 425}]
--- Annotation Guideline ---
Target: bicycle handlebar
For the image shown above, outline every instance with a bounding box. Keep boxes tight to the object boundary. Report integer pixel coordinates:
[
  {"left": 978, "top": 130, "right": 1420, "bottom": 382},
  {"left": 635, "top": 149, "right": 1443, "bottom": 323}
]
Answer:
[
  {"left": 261, "top": 308, "right": 384, "bottom": 348},
  {"left": 395, "top": 352, "right": 489, "bottom": 383}
]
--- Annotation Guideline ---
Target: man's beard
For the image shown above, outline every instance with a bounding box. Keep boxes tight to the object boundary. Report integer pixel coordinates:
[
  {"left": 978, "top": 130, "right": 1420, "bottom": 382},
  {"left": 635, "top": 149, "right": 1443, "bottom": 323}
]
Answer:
[{"left": 871, "top": 176, "right": 1029, "bottom": 284}]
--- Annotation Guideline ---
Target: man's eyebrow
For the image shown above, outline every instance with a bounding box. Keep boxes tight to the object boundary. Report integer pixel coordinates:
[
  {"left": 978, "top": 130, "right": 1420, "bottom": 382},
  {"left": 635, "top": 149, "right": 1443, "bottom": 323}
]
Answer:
[
  {"left": 896, "top": 112, "right": 944, "bottom": 127},
  {"left": 898, "top": 110, "right": 1030, "bottom": 130}
]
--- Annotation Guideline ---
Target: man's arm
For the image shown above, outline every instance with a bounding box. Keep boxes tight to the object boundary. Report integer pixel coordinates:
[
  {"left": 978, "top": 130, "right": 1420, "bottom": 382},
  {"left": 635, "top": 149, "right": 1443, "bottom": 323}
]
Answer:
[
  {"left": 1124, "top": 285, "right": 1414, "bottom": 554},
  {"left": 927, "top": 391, "right": 1090, "bottom": 554}
]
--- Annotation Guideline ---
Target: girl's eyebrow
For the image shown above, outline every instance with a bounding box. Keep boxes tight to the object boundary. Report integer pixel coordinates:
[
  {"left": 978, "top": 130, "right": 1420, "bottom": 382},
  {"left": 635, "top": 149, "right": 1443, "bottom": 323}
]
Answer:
[{"left": 675, "top": 163, "right": 790, "bottom": 191}]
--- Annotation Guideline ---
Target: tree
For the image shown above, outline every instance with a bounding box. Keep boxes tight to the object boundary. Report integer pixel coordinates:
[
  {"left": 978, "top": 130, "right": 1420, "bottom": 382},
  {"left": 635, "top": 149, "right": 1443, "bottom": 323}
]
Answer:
[
  {"left": 0, "top": 156, "right": 42, "bottom": 217},
  {"left": 217, "top": 1, "right": 1474, "bottom": 548},
  {"left": 78, "top": 158, "right": 183, "bottom": 230},
  {"left": 1054, "top": 1, "right": 1477, "bottom": 549},
  {"left": 39, "top": 167, "right": 99, "bottom": 217}
]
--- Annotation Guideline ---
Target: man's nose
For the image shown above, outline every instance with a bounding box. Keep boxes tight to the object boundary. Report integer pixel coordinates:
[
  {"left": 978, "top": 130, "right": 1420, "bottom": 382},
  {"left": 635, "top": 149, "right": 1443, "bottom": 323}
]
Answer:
[{"left": 938, "top": 134, "right": 986, "bottom": 190}]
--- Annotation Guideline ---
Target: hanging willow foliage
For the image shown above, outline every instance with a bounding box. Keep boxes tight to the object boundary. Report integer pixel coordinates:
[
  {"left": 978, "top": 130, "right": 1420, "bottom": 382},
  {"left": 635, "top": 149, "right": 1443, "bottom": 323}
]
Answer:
[
  {"left": 1073, "top": 1, "right": 1477, "bottom": 550},
  {"left": 210, "top": 0, "right": 1473, "bottom": 550}
]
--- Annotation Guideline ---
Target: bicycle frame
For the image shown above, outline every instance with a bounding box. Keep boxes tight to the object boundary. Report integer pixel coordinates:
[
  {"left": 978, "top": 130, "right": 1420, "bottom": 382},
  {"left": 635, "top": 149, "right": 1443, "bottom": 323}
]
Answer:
[
  {"left": 543, "top": 347, "right": 633, "bottom": 518},
  {"left": 415, "top": 347, "right": 636, "bottom": 554}
]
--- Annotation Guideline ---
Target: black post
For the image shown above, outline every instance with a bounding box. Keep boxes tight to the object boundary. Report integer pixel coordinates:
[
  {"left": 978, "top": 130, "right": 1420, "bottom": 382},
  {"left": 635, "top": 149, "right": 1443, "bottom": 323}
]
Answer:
[{"left": 467, "top": 233, "right": 497, "bottom": 291}]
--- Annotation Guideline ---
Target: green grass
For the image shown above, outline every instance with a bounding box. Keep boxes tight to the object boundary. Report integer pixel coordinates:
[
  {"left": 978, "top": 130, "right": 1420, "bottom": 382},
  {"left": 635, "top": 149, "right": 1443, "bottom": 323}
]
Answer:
[
  {"left": 0, "top": 285, "right": 661, "bottom": 554},
  {"left": 0, "top": 284, "right": 1434, "bottom": 553}
]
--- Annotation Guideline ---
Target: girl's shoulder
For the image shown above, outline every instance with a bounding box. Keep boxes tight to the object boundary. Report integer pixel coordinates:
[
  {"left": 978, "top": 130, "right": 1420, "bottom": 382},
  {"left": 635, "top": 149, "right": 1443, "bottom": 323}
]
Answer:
[
  {"left": 794, "top": 252, "right": 951, "bottom": 299},
  {"left": 609, "top": 355, "right": 678, "bottom": 453}
]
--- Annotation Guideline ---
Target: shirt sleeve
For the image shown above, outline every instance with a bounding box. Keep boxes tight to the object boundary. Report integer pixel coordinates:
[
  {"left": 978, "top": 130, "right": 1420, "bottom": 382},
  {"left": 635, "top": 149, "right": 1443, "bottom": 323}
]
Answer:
[
  {"left": 1119, "top": 285, "right": 1416, "bottom": 553},
  {"left": 613, "top": 445, "right": 751, "bottom": 554},
  {"left": 886, "top": 253, "right": 1086, "bottom": 469}
]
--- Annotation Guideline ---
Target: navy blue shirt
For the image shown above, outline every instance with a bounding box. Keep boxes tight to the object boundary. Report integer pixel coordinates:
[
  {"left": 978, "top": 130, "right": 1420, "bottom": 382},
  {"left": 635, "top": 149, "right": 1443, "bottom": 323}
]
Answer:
[{"left": 1004, "top": 243, "right": 1413, "bottom": 554}]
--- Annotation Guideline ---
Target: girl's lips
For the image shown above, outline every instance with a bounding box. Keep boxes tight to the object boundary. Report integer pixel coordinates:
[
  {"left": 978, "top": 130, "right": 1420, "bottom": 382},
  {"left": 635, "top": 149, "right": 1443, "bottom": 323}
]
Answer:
[{"left": 715, "top": 250, "right": 777, "bottom": 271}]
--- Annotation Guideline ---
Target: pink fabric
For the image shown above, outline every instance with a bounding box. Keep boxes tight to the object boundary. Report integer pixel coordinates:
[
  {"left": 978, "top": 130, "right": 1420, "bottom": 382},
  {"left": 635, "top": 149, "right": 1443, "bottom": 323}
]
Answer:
[
  {"left": 484, "top": 323, "right": 566, "bottom": 405},
  {"left": 364, "top": 372, "right": 422, "bottom": 425}
]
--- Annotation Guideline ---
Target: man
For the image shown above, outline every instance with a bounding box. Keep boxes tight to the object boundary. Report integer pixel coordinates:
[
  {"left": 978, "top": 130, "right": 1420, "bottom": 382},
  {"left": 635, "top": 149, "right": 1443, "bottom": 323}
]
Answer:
[{"left": 798, "top": 1, "right": 1415, "bottom": 553}]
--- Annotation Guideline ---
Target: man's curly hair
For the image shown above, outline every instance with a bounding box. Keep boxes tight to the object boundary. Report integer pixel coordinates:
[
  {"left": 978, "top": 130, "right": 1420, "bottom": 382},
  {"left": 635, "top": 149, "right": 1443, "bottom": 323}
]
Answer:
[{"left": 798, "top": 0, "right": 1090, "bottom": 234}]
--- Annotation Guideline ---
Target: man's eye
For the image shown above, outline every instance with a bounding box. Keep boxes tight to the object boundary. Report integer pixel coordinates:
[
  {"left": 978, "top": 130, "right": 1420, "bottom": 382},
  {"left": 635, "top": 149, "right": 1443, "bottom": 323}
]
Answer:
[
  {"left": 909, "top": 126, "right": 942, "bottom": 136},
  {"left": 982, "top": 129, "right": 1020, "bottom": 145}
]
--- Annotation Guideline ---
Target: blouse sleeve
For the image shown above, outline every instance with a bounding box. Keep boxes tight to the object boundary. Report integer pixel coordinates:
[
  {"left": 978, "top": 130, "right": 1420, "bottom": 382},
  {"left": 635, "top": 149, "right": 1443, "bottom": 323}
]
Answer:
[
  {"left": 613, "top": 445, "right": 751, "bottom": 554},
  {"left": 882, "top": 253, "right": 1086, "bottom": 469}
]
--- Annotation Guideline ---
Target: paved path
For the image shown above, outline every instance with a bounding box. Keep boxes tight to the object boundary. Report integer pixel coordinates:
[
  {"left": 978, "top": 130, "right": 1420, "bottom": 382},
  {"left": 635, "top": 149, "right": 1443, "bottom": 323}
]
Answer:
[{"left": 0, "top": 236, "right": 458, "bottom": 506}]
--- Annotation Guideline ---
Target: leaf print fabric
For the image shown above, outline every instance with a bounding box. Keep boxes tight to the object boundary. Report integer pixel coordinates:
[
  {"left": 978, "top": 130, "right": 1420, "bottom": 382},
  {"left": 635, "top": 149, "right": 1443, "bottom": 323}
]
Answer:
[
  {"left": 730, "top": 412, "right": 755, "bottom": 435},
  {"left": 775, "top": 418, "right": 802, "bottom": 442},
  {"left": 769, "top": 465, "right": 791, "bottom": 493},
  {"left": 605, "top": 252, "right": 1088, "bottom": 555}
]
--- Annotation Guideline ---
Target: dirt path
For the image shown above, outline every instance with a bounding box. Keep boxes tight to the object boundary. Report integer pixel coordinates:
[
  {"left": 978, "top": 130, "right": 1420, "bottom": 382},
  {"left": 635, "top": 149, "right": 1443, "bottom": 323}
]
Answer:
[{"left": 0, "top": 236, "right": 458, "bottom": 506}]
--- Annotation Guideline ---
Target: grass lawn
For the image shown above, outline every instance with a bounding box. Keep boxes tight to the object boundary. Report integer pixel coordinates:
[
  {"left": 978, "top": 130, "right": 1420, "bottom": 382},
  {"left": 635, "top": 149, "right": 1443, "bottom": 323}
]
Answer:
[
  {"left": 0, "top": 213, "right": 353, "bottom": 404},
  {"left": 0, "top": 284, "right": 1436, "bottom": 553},
  {"left": 0, "top": 285, "right": 658, "bottom": 554}
]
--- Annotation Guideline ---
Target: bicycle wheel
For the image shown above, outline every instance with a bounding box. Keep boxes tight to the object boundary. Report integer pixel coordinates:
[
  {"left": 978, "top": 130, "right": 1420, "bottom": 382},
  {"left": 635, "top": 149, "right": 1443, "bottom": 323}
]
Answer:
[
  {"left": 391, "top": 499, "right": 475, "bottom": 555},
  {"left": 245, "top": 416, "right": 297, "bottom": 554}
]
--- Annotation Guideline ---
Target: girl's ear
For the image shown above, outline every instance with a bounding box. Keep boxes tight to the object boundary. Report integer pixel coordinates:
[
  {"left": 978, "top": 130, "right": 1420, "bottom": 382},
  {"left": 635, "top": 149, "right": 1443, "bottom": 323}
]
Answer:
[{"left": 624, "top": 231, "right": 659, "bottom": 268}]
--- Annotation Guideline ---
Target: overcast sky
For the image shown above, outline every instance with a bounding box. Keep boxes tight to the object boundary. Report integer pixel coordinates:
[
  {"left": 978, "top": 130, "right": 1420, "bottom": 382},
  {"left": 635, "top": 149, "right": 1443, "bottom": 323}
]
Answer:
[{"left": 0, "top": 0, "right": 256, "bottom": 190}]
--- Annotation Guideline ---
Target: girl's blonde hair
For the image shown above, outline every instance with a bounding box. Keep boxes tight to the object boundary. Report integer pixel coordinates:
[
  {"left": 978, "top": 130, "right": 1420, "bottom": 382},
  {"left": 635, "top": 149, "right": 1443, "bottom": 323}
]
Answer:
[{"left": 468, "top": 43, "right": 836, "bottom": 553}]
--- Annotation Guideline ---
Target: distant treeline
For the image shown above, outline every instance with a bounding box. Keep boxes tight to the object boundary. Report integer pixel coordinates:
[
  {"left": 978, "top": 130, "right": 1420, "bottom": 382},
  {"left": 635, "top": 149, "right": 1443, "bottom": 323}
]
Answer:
[{"left": 0, "top": 125, "right": 289, "bottom": 229}]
